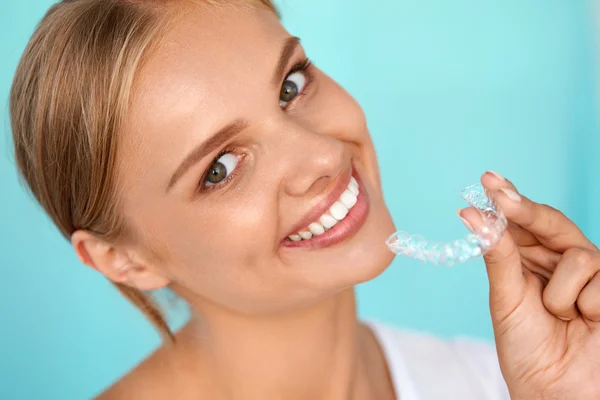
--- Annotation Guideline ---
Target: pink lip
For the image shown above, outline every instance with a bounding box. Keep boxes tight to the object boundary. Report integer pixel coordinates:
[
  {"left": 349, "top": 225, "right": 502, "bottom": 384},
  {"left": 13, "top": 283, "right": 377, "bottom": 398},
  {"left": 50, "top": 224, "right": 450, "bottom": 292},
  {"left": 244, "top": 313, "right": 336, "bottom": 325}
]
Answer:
[{"left": 280, "top": 171, "right": 370, "bottom": 249}]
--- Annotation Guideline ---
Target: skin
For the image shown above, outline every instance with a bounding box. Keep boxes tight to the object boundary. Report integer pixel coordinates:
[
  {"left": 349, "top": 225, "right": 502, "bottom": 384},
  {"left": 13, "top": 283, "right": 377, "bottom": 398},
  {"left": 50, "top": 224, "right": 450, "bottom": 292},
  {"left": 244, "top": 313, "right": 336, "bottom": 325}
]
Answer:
[
  {"left": 74, "top": 4, "right": 396, "bottom": 400},
  {"left": 460, "top": 173, "right": 600, "bottom": 399},
  {"left": 70, "top": 3, "right": 600, "bottom": 400}
]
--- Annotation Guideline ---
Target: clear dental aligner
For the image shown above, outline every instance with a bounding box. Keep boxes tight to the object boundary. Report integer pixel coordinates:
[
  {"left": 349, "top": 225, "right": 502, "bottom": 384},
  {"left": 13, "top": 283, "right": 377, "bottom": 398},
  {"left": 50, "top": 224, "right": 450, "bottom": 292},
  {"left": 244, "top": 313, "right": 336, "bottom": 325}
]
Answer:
[{"left": 385, "top": 183, "right": 507, "bottom": 266}]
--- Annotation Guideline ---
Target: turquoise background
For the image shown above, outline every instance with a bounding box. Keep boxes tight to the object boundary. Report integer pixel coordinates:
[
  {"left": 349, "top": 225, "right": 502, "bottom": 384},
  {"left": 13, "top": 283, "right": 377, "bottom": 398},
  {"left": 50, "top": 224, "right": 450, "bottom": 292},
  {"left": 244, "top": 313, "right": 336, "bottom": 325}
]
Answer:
[{"left": 1, "top": 0, "right": 599, "bottom": 398}]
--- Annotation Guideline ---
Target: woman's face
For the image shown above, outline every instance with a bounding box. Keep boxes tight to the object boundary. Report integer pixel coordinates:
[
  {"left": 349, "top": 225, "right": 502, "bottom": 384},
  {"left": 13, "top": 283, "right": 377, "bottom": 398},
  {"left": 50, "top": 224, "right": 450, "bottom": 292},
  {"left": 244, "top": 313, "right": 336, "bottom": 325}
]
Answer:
[{"left": 118, "top": 4, "right": 396, "bottom": 314}]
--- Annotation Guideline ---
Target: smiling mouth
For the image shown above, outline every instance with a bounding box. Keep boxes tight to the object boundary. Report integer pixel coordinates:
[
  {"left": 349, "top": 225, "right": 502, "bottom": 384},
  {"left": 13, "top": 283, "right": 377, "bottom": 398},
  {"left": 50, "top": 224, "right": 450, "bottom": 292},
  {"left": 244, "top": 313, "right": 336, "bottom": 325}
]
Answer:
[{"left": 286, "top": 176, "right": 359, "bottom": 242}]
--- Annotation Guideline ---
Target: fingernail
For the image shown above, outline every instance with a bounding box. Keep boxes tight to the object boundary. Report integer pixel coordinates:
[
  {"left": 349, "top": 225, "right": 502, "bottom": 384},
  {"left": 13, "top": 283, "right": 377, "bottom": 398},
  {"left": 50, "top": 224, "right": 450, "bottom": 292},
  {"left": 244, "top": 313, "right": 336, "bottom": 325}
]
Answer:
[
  {"left": 456, "top": 209, "right": 474, "bottom": 231},
  {"left": 486, "top": 170, "right": 505, "bottom": 181},
  {"left": 500, "top": 188, "right": 521, "bottom": 202},
  {"left": 557, "top": 316, "right": 572, "bottom": 322}
]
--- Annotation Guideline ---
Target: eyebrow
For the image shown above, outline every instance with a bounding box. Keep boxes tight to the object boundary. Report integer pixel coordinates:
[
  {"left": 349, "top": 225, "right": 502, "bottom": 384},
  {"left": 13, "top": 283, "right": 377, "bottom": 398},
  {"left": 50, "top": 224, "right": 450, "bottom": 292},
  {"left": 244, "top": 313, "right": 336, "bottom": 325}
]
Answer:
[
  {"left": 271, "top": 36, "right": 301, "bottom": 86},
  {"left": 167, "top": 120, "right": 248, "bottom": 192},
  {"left": 167, "top": 36, "right": 302, "bottom": 192}
]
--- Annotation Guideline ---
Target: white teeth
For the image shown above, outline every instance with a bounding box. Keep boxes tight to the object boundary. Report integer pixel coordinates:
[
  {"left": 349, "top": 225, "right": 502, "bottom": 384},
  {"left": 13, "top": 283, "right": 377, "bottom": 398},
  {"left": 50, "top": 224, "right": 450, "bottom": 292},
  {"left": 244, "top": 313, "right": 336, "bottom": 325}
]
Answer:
[
  {"left": 319, "top": 214, "right": 338, "bottom": 229},
  {"left": 298, "top": 231, "right": 313, "bottom": 240},
  {"left": 329, "top": 201, "right": 349, "bottom": 220},
  {"left": 348, "top": 179, "right": 359, "bottom": 196},
  {"left": 308, "top": 222, "right": 325, "bottom": 236},
  {"left": 287, "top": 175, "right": 361, "bottom": 242},
  {"left": 340, "top": 189, "right": 357, "bottom": 209}
]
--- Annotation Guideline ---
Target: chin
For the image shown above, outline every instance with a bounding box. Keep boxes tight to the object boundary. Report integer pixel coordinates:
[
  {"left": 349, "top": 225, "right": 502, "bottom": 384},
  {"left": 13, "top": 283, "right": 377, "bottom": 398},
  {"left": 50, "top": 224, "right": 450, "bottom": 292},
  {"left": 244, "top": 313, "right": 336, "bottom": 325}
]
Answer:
[
  {"left": 306, "top": 203, "right": 397, "bottom": 293},
  {"left": 279, "top": 163, "right": 397, "bottom": 301},
  {"left": 344, "top": 162, "right": 397, "bottom": 285},
  {"left": 342, "top": 215, "right": 397, "bottom": 286}
]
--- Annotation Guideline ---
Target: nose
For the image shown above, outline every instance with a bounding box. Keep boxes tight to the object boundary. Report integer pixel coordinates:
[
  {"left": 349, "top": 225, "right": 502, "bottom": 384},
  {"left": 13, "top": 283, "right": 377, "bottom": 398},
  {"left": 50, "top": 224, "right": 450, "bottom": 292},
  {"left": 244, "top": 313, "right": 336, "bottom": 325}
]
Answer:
[{"left": 277, "top": 121, "right": 345, "bottom": 198}]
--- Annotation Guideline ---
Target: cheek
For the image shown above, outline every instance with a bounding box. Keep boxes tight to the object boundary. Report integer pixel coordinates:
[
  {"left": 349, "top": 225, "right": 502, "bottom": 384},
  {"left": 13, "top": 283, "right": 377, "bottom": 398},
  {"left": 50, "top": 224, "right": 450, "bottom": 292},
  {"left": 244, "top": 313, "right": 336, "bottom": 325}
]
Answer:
[
  {"left": 157, "top": 203, "right": 266, "bottom": 269},
  {"left": 308, "top": 74, "right": 369, "bottom": 143},
  {"left": 136, "top": 197, "right": 285, "bottom": 304},
  {"left": 314, "top": 76, "right": 383, "bottom": 187}
]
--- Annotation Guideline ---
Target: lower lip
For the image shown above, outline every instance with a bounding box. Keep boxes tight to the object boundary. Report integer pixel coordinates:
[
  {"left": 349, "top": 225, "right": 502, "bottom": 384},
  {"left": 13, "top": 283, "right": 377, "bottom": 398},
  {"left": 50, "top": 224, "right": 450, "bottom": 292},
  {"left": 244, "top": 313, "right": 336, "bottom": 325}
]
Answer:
[{"left": 281, "top": 174, "right": 370, "bottom": 249}]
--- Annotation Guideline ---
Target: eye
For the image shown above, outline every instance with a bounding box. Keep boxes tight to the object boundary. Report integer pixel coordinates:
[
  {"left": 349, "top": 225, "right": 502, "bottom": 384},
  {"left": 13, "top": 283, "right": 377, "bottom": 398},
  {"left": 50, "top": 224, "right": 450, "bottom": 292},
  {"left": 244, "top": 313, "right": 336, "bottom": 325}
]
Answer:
[
  {"left": 204, "top": 152, "right": 239, "bottom": 187},
  {"left": 280, "top": 71, "right": 307, "bottom": 107}
]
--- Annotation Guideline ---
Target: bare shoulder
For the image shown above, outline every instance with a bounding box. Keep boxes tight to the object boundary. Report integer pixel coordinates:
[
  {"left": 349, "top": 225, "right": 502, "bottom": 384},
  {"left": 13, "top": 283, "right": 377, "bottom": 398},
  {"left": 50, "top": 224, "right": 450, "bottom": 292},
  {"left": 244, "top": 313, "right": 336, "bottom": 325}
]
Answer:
[
  {"left": 94, "top": 343, "right": 182, "bottom": 400},
  {"left": 94, "top": 323, "right": 212, "bottom": 399}
]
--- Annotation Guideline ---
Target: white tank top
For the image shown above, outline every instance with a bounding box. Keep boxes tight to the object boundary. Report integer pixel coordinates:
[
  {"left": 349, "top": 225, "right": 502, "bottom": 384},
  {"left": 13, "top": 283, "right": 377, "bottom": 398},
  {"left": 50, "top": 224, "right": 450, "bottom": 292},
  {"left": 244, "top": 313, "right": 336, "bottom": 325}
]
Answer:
[{"left": 367, "top": 321, "right": 511, "bottom": 400}]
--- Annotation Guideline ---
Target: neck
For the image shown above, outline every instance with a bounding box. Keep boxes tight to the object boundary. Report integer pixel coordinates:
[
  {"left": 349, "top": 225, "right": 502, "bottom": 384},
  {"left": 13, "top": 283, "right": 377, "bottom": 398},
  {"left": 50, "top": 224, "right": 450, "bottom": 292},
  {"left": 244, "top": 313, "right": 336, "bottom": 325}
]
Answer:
[{"left": 177, "top": 288, "right": 390, "bottom": 400}]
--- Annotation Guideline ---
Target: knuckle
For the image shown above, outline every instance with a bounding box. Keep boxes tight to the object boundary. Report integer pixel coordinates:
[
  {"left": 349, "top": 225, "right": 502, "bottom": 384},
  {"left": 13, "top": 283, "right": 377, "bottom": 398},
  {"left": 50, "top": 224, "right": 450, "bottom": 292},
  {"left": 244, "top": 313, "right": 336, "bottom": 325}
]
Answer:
[
  {"left": 576, "top": 251, "right": 595, "bottom": 268},
  {"left": 522, "top": 202, "right": 559, "bottom": 236},
  {"left": 577, "top": 295, "right": 600, "bottom": 320},
  {"left": 564, "top": 247, "right": 594, "bottom": 269},
  {"left": 542, "top": 203, "right": 560, "bottom": 214},
  {"left": 484, "top": 243, "right": 519, "bottom": 266},
  {"left": 542, "top": 289, "right": 565, "bottom": 314},
  {"left": 540, "top": 204, "right": 561, "bottom": 236}
]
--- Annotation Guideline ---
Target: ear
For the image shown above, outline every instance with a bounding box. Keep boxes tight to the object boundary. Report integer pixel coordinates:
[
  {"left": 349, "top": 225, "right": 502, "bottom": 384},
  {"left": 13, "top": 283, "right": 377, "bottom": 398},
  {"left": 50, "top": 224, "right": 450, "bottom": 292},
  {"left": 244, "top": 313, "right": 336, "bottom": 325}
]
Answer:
[{"left": 71, "top": 230, "right": 170, "bottom": 291}]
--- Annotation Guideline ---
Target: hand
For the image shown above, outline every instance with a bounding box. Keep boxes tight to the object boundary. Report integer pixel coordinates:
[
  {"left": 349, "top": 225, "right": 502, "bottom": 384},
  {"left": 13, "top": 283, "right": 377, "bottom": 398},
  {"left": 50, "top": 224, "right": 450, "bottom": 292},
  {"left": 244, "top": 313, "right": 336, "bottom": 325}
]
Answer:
[{"left": 458, "top": 171, "right": 600, "bottom": 400}]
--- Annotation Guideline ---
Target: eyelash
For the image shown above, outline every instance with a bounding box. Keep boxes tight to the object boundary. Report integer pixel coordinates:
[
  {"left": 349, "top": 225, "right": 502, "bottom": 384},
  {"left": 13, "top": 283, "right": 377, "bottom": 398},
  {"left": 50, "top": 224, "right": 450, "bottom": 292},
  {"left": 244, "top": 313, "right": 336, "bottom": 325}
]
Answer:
[
  {"left": 289, "top": 58, "right": 313, "bottom": 79},
  {"left": 281, "top": 58, "right": 314, "bottom": 109},
  {"left": 200, "top": 146, "right": 240, "bottom": 192},
  {"left": 200, "top": 58, "right": 313, "bottom": 193}
]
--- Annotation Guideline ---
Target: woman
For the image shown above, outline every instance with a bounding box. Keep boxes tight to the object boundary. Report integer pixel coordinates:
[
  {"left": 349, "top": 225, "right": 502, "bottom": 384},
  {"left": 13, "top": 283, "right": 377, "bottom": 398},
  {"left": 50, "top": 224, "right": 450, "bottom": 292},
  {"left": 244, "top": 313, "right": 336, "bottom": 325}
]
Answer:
[{"left": 10, "top": 0, "right": 600, "bottom": 398}]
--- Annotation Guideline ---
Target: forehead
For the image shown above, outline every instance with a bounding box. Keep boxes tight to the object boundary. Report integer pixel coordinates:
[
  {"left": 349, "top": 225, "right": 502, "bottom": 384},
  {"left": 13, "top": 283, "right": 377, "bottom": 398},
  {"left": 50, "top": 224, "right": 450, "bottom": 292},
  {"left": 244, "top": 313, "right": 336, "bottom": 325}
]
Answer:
[
  {"left": 133, "top": 4, "right": 287, "bottom": 114},
  {"left": 120, "top": 4, "right": 288, "bottom": 191}
]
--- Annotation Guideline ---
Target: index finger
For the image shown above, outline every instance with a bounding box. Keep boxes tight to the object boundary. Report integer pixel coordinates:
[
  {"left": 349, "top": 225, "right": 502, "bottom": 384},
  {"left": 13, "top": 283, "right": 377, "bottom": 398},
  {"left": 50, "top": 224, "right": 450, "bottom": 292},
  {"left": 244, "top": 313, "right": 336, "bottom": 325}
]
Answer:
[{"left": 482, "top": 172, "right": 597, "bottom": 253}]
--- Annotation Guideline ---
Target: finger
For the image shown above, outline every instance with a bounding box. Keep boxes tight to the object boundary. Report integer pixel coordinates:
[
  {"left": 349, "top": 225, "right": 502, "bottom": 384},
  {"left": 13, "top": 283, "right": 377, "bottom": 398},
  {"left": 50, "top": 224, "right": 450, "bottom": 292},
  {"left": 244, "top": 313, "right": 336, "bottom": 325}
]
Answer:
[
  {"left": 506, "top": 221, "right": 540, "bottom": 248},
  {"left": 543, "top": 248, "right": 600, "bottom": 321},
  {"left": 481, "top": 171, "right": 538, "bottom": 247},
  {"left": 481, "top": 172, "right": 597, "bottom": 253},
  {"left": 456, "top": 207, "right": 562, "bottom": 279},
  {"left": 519, "top": 245, "right": 561, "bottom": 278},
  {"left": 458, "top": 204, "right": 540, "bottom": 248},
  {"left": 522, "top": 259, "right": 550, "bottom": 286},
  {"left": 578, "top": 273, "right": 600, "bottom": 323},
  {"left": 458, "top": 208, "right": 558, "bottom": 274},
  {"left": 459, "top": 207, "right": 526, "bottom": 319},
  {"left": 577, "top": 271, "right": 600, "bottom": 323}
]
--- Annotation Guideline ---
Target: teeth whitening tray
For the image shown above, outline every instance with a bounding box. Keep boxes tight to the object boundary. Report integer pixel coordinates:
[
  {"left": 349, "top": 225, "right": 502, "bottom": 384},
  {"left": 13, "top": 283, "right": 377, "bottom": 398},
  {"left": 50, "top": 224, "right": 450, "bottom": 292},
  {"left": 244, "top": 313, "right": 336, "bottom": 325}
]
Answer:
[{"left": 386, "top": 183, "right": 507, "bottom": 266}]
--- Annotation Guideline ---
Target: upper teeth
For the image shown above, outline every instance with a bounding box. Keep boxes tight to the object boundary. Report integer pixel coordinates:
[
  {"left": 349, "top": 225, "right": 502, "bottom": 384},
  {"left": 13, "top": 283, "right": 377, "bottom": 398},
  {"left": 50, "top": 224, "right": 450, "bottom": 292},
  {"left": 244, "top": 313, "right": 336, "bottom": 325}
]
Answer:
[{"left": 288, "top": 177, "right": 359, "bottom": 242}]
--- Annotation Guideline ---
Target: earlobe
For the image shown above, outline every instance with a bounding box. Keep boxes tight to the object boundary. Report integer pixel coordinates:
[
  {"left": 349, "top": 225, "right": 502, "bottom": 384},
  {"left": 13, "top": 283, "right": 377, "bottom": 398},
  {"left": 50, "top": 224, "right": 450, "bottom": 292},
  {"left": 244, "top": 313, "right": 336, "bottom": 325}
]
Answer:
[
  {"left": 119, "top": 263, "right": 171, "bottom": 291},
  {"left": 70, "top": 230, "right": 170, "bottom": 291}
]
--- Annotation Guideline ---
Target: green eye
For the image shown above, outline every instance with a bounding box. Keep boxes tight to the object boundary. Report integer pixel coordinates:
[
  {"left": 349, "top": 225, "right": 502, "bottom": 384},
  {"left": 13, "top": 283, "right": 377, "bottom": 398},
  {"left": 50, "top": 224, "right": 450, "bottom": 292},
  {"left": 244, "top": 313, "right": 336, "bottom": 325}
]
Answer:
[
  {"left": 206, "top": 161, "right": 227, "bottom": 184},
  {"left": 204, "top": 153, "right": 239, "bottom": 187},
  {"left": 280, "top": 81, "right": 298, "bottom": 103},
  {"left": 280, "top": 71, "right": 307, "bottom": 107}
]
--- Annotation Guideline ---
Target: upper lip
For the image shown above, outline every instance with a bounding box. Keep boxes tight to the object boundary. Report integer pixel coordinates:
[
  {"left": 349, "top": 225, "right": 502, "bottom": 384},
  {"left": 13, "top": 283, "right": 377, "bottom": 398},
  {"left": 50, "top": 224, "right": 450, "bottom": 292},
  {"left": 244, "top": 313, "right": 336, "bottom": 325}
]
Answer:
[{"left": 283, "top": 168, "right": 353, "bottom": 239}]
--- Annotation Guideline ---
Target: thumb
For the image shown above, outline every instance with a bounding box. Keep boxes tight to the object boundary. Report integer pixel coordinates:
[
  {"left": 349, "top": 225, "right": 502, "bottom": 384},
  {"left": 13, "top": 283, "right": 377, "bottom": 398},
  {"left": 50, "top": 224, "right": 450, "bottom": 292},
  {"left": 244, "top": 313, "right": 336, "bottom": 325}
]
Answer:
[{"left": 459, "top": 208, "right": 526, "bottom": 320}]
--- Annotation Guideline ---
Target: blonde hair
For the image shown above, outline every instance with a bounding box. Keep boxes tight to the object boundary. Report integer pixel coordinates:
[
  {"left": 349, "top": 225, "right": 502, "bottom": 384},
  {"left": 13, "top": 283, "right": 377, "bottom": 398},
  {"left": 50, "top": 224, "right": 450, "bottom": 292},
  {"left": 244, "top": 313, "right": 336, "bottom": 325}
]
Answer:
[{"left": 10, "top": 0, "right": 278, "bottom": 341}]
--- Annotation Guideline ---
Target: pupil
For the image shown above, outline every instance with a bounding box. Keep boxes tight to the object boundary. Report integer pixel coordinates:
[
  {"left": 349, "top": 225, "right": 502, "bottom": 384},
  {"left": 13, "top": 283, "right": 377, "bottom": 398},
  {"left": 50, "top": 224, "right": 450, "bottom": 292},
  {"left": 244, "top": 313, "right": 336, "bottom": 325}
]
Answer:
[
  {"left": 207, "top": 162, "right": 227, "bottom": 184},
  {"left": 280, "top": 80, "right": 298, "bottom": 102}
]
